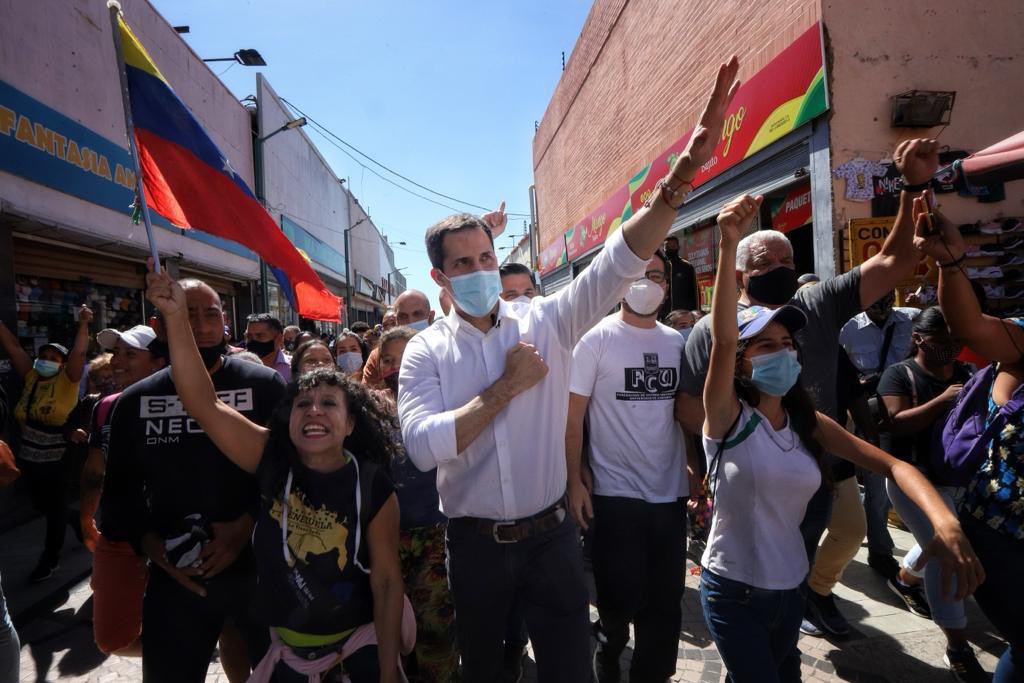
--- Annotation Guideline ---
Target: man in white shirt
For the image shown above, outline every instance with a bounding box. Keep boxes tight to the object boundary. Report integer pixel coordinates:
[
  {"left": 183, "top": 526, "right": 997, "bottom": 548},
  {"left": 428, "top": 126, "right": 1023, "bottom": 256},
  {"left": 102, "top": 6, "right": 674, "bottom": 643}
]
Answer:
[
  {"left": 398, "top": 57, "right": 741, "bottom": 682},
  {"left": 567, "top": 252, "right": 695, "bottom": 682}
]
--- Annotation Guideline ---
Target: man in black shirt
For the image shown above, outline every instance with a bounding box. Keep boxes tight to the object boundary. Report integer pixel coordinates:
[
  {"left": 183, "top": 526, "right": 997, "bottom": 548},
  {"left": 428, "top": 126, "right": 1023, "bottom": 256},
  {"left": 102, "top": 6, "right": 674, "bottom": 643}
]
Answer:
[
  {"left": 101, "top": 278, "right": 286, "bottom": 682},
  {"left": 661, "top": 236, "right": 698, "bottom": 315}
]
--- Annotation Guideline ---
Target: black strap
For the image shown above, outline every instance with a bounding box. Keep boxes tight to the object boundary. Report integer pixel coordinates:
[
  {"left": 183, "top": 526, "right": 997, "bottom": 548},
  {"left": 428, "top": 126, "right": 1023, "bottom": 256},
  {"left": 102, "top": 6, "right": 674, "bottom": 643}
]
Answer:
[{"left": 877, "top": 322, "right": 896, "bottom": 374}]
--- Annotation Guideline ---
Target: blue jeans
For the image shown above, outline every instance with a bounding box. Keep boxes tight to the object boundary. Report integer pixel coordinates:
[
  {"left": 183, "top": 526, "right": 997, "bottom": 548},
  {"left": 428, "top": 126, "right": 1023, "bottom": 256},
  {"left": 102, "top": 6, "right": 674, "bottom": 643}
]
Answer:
[
  {"left": 885, "top": 478, "right": 966, "bottom": 630},
  {"left": 0, "top": 572, "right": 19, "bottom": 683},
  {"left": 700, "top": 569, "right": 805, "bottom": 683},
  {"left": 861, "top": 470, "right": 894, "bottom": 559},
  {"left": 960, "top": 514, "right": 1024, "bottom": 683}
]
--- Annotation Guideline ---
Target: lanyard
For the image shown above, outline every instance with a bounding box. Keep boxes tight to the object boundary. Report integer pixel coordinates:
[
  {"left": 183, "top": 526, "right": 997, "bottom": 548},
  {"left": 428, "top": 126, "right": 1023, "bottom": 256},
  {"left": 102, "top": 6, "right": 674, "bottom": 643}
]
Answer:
[{"left": 280, "top": 451, "right": 369, "bottom": 575}]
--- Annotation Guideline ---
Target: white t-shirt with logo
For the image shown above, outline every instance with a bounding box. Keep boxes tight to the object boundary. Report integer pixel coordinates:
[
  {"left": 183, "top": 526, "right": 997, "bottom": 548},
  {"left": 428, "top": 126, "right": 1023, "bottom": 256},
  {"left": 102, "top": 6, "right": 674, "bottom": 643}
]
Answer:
[{"left": 570, "top": 316, "right": 686, "bottom": 503}]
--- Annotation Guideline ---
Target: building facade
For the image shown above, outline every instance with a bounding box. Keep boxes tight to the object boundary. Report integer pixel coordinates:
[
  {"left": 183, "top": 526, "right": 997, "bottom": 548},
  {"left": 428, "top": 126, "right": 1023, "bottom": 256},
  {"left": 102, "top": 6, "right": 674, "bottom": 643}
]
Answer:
[{"left": 533, "top": 0, "right": 1024, "bottom": 309}]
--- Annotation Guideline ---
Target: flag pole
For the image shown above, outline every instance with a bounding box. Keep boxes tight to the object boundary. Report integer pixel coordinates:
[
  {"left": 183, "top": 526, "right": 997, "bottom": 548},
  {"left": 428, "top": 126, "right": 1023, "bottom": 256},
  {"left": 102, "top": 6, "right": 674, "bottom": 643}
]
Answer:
[{"left": 107, "top": 0, "right": 161, "bottom": 274}]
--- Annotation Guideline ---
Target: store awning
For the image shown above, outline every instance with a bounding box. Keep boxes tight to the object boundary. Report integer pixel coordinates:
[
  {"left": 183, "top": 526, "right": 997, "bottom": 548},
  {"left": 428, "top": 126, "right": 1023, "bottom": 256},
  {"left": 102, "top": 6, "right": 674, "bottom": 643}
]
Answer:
[
  {"left": 771, "top": 183, "right": 812, "bottom": 233},
  {"left": 954, "top": 130, "right": 1024, "bottom": 186}
]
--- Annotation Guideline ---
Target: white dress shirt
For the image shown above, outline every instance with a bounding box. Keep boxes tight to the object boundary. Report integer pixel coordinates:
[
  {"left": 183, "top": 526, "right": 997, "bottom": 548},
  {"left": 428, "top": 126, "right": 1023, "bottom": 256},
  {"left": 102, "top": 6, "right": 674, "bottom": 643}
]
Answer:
[{"left": 398, "top": 228, "right": 647, "bottom": 520}]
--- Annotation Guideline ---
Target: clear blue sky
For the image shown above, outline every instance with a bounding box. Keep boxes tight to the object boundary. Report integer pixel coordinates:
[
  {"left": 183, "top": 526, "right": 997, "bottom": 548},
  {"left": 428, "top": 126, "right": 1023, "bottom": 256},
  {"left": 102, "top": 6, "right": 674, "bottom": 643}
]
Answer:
[{"left": 153, "top": 0, "right": 592, "bottom": 308}]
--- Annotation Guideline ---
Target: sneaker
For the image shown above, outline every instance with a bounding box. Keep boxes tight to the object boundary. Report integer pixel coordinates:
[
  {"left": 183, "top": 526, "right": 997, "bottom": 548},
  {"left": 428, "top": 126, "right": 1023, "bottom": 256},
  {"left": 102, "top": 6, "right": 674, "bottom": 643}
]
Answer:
[
  {"left": 29, "top": 558, "right": 59, "bottom": 583},
  {"left": 980, "top": 242, "right": 1006, "bottom": 255},
  {"left": 1001, "top": 237, "right": 1024, "bottom": 251},
  {"left": 984, "top": 284, "right": 1006, "bottom": 300},
  {"left": 868, "top": 553, "right": 900, "bottom": 581},
  {"left": 499, "top": 644, "right": 526, "bottom": 683},
  {"left": 967, "top": 266, "right": 1005, "bottom": 279},
  {"left": 998, "top": 253, "right": 1024, "bottom": 267},
  {"left": 592, "top": 648, "right": 621, "bottom": 683},
  {"left": 806, "top": 591, "right": 851, "bottom": 637},
  {"left": 887, "top": 578, "right": 932, "bottom": 619},
  {"left": 799, "top": 616, "right": 824, "bottom": 637},
  {"left": 1004, "top": 269, "right": 1024, "bottom": 282},
  {"left": 943, "top": 645, "right": 989, "bottom": 682},
  {"left": 1002, "top": 218, "right": 1024, "bottom": 233},
  {"left": 979, "top": 222, "right": 1003, "bottom": 235}
]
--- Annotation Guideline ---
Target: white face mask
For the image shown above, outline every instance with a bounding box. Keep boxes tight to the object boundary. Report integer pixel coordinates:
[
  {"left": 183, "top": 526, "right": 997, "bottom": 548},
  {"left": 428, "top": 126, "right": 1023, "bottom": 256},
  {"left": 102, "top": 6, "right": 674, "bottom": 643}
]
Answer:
[
  {"left": 623, "top": 279, "right": 664, "bottom": 316},
  {"left": 512, "top": 295, "right": 532, "bottom": 304},
  {"left": 336, "top": 351, "right": 363, "bottom": 373}
]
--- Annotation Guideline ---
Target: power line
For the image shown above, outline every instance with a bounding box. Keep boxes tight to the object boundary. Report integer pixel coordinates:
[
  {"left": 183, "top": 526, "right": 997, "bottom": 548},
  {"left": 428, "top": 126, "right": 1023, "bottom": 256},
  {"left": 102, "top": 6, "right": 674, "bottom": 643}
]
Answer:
[{"left": 280, "top": 97, "right": 530, "bottom": 217}]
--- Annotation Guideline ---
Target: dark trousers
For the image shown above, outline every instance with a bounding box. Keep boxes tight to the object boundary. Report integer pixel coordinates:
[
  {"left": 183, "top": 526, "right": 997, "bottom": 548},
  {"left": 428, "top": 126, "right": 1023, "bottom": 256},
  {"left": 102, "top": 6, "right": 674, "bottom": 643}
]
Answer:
[
  {"left": 19, "top": 458, "right": 77, "bottom": 564},
  {"left": 591, "top": 495, "right": 685, "bottom": 682},
  {"left": 142, "top": 565, "right": 268, "bottom": 682},
  {"left": 446, "top": 511, "right": 590, "bottom": 683},
  {"left": 961, "top": 513, "right": 1024, "bottom": 683},
  {"left": 700, "top": 569, "right": 805, "bottom": 683}
]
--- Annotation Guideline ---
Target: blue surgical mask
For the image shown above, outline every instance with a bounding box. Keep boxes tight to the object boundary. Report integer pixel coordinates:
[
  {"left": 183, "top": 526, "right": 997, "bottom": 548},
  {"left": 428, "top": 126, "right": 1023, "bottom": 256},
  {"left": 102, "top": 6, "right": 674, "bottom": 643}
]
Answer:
[
  {"left": 336, "top": 351, "right": 363, "bottom": 373},
  {"left": 749, "top": 349, "right": 801, "bottom": 396},
  {"left": 33, "top": 359, "right": 61, "bottom": 378},
  {"left": 447, "top": 270, "right": 502, "bottom": 317},
  {"left": 407, "top": 318, "right": 429, "bottom": 333}
]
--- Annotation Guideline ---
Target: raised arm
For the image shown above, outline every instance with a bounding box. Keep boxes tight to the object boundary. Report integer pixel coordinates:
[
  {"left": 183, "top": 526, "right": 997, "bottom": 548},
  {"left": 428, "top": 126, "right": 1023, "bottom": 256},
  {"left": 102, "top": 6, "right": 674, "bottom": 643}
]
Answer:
[
  {"left": 145, "top": 263, "right": 268, "bottom": 473},
  {"left": 399, "top": 338, "right": 547, "bottom": 470},
  {"left": 858, "top": 139, "right": 939, "bottom": 308},
  {"left": 0, "top": 319, "right": 31, "bottom": 378},
  {"left": 912, "top": 197, "right": 1024, "bottom": 363},
  {"left": 549, "top": 57, "right": 742, "bottom": 348},
  {"left": 64, "top": 305, "right": 93, "bottom": 383},
  {"left": 704, "top": 194, "right": 762, "bottom": 438},
  {"left": 814, "top": 413, "right": 984, "bottom": 599}
]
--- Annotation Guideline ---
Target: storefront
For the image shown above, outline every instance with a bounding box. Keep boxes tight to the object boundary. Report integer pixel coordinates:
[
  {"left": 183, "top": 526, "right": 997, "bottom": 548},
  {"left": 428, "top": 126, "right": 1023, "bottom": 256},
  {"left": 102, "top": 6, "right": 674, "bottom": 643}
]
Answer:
[{"left": 536, "top": 23, "right": 831, "bottom": 305}]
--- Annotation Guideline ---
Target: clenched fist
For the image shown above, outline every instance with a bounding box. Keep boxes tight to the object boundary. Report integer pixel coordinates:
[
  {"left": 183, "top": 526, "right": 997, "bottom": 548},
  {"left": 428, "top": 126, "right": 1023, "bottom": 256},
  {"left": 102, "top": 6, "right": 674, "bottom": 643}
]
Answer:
[{"left": 501, "top": 342, "right": 549, "bottom": 395}]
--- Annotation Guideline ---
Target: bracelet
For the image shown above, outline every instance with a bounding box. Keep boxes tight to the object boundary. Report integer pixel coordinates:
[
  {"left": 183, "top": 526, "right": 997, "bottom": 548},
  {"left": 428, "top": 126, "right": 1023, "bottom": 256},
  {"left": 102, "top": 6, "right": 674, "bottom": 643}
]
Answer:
[
  {"left": 936, "top": 254, "right": 965, "bottom": 269},
  {"left": 902, "top": 179, "right": 931, "bottom": 192},
  {"left": 645, "top": 176, "right": 693, "bottom": 210}
]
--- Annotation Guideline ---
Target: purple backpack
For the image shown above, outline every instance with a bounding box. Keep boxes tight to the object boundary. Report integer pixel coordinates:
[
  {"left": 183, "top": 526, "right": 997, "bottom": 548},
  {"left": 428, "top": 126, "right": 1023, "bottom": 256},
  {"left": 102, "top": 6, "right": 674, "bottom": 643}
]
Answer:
[{"left": 934, "top": 364, "right": 1024, "bottom": 486}]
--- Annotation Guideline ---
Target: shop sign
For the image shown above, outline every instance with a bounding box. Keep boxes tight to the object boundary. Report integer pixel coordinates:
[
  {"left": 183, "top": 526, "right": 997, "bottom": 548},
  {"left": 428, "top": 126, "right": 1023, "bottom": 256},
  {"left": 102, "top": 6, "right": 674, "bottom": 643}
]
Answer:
[
  {"left": 772, "top": 183, "right": 812, "bottom": 233},
  {"left": 565, "top": 185, "right": 630, "bottom": 261},
  {"left": 0, "top": 79, "right": 253, "bottom": 259},
  {"left": 683, "top": 226, "right": 716, "bottom": 309},
  {"left": 538, "top": 21, "right": 828, "bottom": 275},
  {"left": 847, "top": 216, "right": 933, "bottom": 283},
  {"left": 538, "top": 235, "right": 567, "bottom": 274},
  {"left": 281, "top": 215, "right": 346, "bottom": 276}
]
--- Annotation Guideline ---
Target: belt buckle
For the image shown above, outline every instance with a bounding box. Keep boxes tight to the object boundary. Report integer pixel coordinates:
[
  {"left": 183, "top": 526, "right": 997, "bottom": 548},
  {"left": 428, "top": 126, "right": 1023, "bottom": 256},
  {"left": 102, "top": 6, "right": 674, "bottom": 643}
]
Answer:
[{"left": 492, "top": 520, "right": 518, "bottom": 543}]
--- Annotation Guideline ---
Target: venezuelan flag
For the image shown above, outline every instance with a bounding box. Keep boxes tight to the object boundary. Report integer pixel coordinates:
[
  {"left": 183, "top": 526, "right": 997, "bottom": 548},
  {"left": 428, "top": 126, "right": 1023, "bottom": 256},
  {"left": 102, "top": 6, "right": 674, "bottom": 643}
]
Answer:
[{"left": 117, "top": 16, "right": 342, "bottom": 321}]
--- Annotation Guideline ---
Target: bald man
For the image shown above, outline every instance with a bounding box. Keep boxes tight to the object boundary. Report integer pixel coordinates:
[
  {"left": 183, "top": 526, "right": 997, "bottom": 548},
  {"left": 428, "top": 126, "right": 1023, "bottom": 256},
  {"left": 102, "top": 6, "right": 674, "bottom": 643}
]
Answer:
[
  {"left": 101, "top": 277, "right": 287, "bottom": 681},
  {"left": 361, "top": 289, "right": 436, "bottom": 388}
]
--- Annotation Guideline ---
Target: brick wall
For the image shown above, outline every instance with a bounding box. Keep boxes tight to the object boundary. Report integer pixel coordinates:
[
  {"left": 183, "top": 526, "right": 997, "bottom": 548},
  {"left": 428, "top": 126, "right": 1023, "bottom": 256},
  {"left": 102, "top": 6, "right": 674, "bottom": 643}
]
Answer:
[{"left": 533, "top": 0, "right": 821, "bottom": 252}]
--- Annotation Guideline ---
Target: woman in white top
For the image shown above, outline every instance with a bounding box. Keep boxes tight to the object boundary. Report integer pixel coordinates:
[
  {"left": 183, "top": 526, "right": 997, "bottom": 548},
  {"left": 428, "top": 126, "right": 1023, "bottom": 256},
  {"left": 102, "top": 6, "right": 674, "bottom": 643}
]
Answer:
[{"left": 700, "top": 194, "right": 985, "bottom": 682}]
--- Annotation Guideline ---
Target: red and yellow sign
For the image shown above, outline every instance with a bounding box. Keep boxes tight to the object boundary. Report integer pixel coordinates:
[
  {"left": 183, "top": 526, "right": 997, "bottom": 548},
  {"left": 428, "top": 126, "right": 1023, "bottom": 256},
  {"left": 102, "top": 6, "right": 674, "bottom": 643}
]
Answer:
[
  {"left": 847, "top": 217, "right": 935, "bottom": 297},
  {"left": 538, "top": 21, "right": 828, "bottom": 275},
  {"left": 683, "top": 226, "right": 716, "bottom": 309},
  {"left": 538, "top": 235, "right": 567, "bottom": 274},
  {"left": 772, "top": 183, "right": 812, "bottom": 233}
]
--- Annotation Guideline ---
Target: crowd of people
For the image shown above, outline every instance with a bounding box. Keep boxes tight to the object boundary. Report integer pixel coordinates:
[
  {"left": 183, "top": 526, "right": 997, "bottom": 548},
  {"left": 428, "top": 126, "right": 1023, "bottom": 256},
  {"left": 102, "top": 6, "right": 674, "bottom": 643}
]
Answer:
[{"left": 0, "top": 55, "right": 1021, "bottom": 683}]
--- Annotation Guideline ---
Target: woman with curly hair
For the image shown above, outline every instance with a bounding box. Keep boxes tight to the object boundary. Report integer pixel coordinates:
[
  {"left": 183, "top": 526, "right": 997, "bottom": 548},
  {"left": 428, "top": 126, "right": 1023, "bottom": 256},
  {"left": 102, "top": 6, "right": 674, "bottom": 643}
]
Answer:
[{"left": 146, "top": 264, "right": 411, "bottom": 683}]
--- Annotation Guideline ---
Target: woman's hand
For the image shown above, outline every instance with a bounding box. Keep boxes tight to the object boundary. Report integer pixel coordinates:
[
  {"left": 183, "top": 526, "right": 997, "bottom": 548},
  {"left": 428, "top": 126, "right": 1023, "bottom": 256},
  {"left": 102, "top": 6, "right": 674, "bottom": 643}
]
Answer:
[
  {"left": 145, "top": 258, "right": 187, "bottom": 318},
  {"left": 911, "top": 191, "right": 966, "bottom": 263},
  {"left": 716, "top": 194, "right": 763, "bottom": 244},
  {"left": 915, "top": 521, "right": 985, "bottom": 601}
]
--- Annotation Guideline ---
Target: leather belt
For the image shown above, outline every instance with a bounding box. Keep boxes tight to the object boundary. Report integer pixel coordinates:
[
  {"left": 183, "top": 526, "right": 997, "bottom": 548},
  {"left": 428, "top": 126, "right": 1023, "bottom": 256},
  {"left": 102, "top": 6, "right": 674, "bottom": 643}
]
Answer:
[{"left": 458, "top": 500, "right": 567, "bottom": 544}]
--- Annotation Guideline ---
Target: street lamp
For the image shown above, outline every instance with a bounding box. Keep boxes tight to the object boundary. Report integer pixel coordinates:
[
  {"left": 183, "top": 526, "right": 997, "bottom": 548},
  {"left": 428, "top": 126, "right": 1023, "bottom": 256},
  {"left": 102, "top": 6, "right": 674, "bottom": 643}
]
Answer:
[
  {"left": 385, "top": 266, "right": 408, "bottom": 305},
  {"left": 343, "top": 214, "right": 368, "bottom": 327},
  {"left": 253, "top": 116, "right": 308, "bottom": 311},
  {"left": 203, "top": 49, "right": 267, "bottom": 66}
]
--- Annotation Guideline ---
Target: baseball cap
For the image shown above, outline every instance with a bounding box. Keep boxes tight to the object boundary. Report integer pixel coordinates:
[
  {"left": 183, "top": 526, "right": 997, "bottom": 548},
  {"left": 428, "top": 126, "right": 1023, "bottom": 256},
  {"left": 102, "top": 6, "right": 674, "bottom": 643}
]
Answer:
[
  {"left": 737, "top": 305, "right": 807, "bottom": 341},
  {"left": 38, "top": 342, "right": 69, "bottom": 359},
  {"left": 97, "top": 325, "right": 157, "bottom": 351}
]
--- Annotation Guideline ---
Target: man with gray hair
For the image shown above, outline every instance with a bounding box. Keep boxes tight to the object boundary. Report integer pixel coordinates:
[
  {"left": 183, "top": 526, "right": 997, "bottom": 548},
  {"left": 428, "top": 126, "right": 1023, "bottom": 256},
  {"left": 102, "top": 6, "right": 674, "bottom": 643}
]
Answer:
[{"left": 677, "top": 138, "right": 941, "bottom": 639}]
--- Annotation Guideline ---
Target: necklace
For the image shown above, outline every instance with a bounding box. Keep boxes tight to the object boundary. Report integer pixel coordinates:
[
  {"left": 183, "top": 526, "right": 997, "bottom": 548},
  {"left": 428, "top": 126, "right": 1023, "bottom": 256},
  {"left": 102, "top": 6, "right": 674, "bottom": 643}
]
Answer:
[{"left": 755, "top": 408, "right": 797, "bottom": 452}]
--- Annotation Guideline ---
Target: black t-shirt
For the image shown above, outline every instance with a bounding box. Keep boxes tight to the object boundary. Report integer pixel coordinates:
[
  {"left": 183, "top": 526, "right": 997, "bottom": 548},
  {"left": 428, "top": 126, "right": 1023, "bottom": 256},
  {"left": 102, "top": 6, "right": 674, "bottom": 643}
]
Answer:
[
  {"left": 100, "top": 357, "right": 287, "bottom": 559},
  {"left": 666, "top": 255, "right": 698, "bottom": 312},
  {"left": 252, "top": 453, "right": 393, "bottom": 635},
  {"left": 877, "top": 359, "right": 974, "bottom": 468}
]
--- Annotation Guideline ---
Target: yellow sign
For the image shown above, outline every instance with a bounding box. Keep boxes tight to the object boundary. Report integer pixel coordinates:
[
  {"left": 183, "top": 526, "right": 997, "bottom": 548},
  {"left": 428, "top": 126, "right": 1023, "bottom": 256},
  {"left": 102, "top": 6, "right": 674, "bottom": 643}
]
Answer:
[{"left": 847, "top": 217, "right": 936, "bottom": 305}]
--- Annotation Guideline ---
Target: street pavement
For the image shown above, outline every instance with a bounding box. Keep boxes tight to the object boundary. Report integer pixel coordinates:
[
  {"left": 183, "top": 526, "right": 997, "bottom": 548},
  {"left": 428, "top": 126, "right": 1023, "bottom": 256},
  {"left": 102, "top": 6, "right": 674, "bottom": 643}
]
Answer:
[{"left": 8, "top": 522, "right": 1007, "bottom": 682}]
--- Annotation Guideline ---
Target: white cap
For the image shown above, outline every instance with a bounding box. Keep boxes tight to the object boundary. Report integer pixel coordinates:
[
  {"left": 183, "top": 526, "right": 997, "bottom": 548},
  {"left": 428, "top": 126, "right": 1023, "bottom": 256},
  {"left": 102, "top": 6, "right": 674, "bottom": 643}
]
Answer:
[{"left": 97, "top": 325, "right": 157, "bottom": 351}]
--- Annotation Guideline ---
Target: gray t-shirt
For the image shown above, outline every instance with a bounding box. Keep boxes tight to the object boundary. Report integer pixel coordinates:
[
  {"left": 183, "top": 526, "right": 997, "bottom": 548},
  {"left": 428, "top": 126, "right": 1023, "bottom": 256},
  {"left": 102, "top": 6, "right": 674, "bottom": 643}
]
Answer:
[{"left": 681, "top": 267, "right": 863, "bottom": 421}]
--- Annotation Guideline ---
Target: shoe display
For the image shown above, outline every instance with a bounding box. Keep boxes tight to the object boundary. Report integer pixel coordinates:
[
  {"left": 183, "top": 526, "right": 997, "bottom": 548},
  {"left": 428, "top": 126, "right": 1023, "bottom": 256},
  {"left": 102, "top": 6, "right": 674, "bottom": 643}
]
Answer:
[
  {"left": 998, "top": 254, "right": 1024, "bottom": 267},
  {"left": 943, "top": 645, "right": 990, "bottom": 682},
  {"left": 1004, "top": 269, "right": 1024, "bottom": 282},
  {"left": 967, "top": 266, "right": 1005, "bottom": 279},
  {"left": 1002, "top": 218, "right": 1024, "bottom": 233},
  {"left": 887, "top": 578, "right": 932, "bottom": 619},
  {"left": 979, "top": 222, "right": 1003, "bottom": 235},
  {"left": 983, "top": 284, "right": 1005, "bottom": 300},
  {"left": 806, "top": 591, "right": 851, "bottom": 637},
  {"left": 1000, "top": 237, "right": 1024, "bottom": 251}
]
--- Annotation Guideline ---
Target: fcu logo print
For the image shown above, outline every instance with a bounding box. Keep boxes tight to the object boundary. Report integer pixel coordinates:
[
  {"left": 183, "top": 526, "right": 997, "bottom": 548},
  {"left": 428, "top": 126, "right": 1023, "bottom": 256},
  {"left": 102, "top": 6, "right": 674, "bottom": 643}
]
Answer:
[{"left": 617, "top": 353, "right": 677, "bottom": 401}]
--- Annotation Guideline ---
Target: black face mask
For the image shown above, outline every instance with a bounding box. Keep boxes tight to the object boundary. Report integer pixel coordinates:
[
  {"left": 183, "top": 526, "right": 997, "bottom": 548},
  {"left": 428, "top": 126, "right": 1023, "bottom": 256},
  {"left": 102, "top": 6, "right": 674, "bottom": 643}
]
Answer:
[
  {"left": 198, "top": 341, "right": 227, "bottom": 370},
  {"left": 665, "top": 247, "right": 680, "bottom": 257},
  {"left": 745, "top": 267, "right": 798, "bottom": 306},
  {"left": 246, "top": 339, "right": 276, "bottom": 358},
  {"left": 284, "top": 340, "right": 296, "bottom": 352}
]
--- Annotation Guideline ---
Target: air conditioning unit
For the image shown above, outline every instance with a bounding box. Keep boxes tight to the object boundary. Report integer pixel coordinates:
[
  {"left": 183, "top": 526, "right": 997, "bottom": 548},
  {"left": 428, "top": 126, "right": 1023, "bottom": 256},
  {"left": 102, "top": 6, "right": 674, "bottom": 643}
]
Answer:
[{"left": 890, "top": 90, "right": 955, "bottom": 128}]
